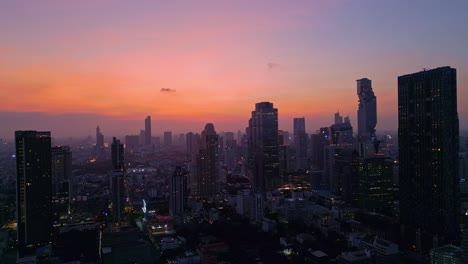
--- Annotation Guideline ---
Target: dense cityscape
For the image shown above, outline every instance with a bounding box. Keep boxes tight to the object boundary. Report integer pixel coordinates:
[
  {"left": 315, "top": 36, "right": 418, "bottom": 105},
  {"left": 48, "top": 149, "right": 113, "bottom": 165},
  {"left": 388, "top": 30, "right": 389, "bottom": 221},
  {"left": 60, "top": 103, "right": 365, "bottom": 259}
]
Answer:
[
  {"left": 2, "top": 1, "right": 468, "bottom": 264},
  {"left": 0, "top": 66, "right": 466, "bottom": 263}
]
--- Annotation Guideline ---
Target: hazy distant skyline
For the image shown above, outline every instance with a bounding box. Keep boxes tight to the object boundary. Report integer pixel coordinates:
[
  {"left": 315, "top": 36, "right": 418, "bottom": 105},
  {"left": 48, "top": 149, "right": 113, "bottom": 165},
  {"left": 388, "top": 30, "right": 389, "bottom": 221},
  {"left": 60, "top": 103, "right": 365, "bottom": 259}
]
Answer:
[{"left": 1, "top": 0, "right": 467, "bottom": 138}]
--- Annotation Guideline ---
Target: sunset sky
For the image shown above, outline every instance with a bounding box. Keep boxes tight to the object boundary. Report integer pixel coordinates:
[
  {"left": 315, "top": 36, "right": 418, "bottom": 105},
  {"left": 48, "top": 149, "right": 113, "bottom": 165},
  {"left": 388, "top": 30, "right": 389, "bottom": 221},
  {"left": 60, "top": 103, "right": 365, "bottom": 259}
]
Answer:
[{"left": 1, "top": 0, "right": 467, "bottom": 138}]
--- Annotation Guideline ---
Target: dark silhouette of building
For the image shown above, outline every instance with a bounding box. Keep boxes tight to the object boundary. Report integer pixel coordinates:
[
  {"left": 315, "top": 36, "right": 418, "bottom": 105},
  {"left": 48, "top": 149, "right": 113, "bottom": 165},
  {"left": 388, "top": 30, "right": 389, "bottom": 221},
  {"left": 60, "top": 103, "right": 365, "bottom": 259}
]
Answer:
[
  {"left": 357, "top": 78, "right": 377, "bottom": 142},
  {"left": 335, "top": 147, "right": 359, "bottom": 204},
  {"left": 310, "top": 127, "right": 330, "bottom": 171},
  {"left": 334, "top": 112, "right": 343, "bottom": 124},
  {"left": 51, "top": 145, "right": 72, "bottom": 221},
  {"left": 248, "top": 102, "right": 280, "bottom": 191},
  {"left": 15, "top": 131, "right": 53, "bottom": 257},
  {"left": 330, "top": 118, "right": 354, "bottom": 145},
  {"left": 169, "top": 166, "right": 188, "bottom": 216},
  {"left": 96, "top": 126, "right": 104, "bottom": 148},
  {"left": 111, "top": 137, "right": 125, "bottom": 222},
  {"left": 398, "top": 67, "right": 459, "bottom": 253},
  {"left": 294, "top": 117, "right": 308, "bottom": 171},
  {"left": 145, "top": 116, "right": 152, "bottom": 145},
  {"left": 195, "top": 124, "right": 218, "bottom": 197}
]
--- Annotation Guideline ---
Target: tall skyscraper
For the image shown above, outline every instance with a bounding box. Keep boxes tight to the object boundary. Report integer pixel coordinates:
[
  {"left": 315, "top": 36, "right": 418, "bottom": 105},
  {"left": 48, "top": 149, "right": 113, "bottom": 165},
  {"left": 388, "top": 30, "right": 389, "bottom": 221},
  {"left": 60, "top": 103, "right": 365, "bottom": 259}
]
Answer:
[
  {"left": 145, "top": 116, "right": 152, "bottom": 145},
  {"left": 51, "top": 145, "right": 72, "bottom": 221},
  {"left": 15, "top": 131, "right": 53, "bottom": 257},
  {"left": 357, "top": 78, "right": 377, "bottom": 141},
  {"left": 293, "top": 118, "right": 308, "bottom": 171},
  {"left": 96, "top": 126, "right": 104, "bottom": 148},
  {"left": 248, "top": 102, "right": 280, "bottom": 191},
  {"left": 399, "top": 67, "right": 459, "bottom": 252},
  {"left": 195, "top": 124, "right": 218, "bottom": 197},
  {"left": 110, "top": 137, "right": 125, "bottom": 222},
  {"left": 169, "top": 166, "right": 188, "bottom": 216}
]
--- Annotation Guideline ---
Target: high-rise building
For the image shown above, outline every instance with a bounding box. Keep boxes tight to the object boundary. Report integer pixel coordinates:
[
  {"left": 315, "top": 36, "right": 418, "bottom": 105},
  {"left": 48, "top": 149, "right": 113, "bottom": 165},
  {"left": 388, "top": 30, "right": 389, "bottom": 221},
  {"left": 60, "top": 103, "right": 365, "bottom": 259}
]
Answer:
[
  {"left": 51, "top": 146, "right": 72, "bottom": 221},
  {"left": 110, "top": 137, "right": 125, "bottom": 222},
  {"left": 169, "top": 166, "right": 187, "bottom": 216},
  {"left": 15, "top": 131, "right": 53, "bottom": 257},
  {"left": 96, "top": 126, "right": 104, "bottom": 148},
  {"left": 398, "top": 67, "right": 459, "bottom": 252},
  {"left": 248, "top": 102, "right": 280, "bottom": 191},
  {"left": 310, "top": 127, "right": 330, "bottom": 171},
  {"left": 164, "top": 131, "right": 173, "bottom": 147},
  {"left": 195, "top": 124, "right": 218, "bottom": 197},
  {"left": 294, "top": 117, "right": 308, "bottom": 171},
  {"left": 334, "top": 112, "right": 343, "bottom": 124},
  {"left": 145, "top": 116, "right": 152, "bottom": 145},
  {"left": 356, "top": 154, "right": 394, "bottom": 212},
  {"left": 334, "top": 148, "right": 359, "bottom": 204},
  {"left": 330, "top": 118, "right": 353, "bottom": 145},
  {"left": 357, "top": 78, "right": 377, "bottom": 142}
]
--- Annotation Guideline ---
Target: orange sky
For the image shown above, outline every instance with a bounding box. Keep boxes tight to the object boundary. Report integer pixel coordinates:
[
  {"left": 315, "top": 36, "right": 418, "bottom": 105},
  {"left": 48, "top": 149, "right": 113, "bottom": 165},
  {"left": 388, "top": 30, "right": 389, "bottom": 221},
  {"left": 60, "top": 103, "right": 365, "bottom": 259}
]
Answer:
[{"left": 0, "top": 1, "right": 467, "bottom": 137}]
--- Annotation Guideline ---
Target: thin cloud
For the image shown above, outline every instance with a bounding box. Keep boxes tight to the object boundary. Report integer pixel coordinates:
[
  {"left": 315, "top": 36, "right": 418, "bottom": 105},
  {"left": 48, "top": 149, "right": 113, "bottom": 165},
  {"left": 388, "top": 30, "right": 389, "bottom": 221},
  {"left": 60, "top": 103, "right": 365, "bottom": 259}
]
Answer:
[
  {"left": 161, "top": 88, "right": 176, "bottom": 92},
  {"left": 267, "top": 62, "right": 279, "bottom": 70}
]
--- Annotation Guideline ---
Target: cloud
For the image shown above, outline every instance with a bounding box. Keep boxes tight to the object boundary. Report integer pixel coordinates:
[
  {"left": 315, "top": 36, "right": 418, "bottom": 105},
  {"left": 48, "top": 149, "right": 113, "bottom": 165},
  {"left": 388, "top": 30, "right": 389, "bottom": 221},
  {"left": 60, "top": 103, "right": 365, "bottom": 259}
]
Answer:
[
  {"left": 161, "top": 88, "right": 176, "bottom": 92},
  {"left": 267, "top": 62, "right": 279, "bottom": 69}
]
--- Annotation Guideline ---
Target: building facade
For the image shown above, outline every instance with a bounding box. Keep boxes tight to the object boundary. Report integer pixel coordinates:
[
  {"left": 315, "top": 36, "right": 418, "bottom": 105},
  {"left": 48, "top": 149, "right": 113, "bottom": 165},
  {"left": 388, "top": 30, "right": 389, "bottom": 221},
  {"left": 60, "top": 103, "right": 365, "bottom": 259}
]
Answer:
[
  {"left": 15, "top": 131, "right": 53, "bottom": 257},
  {"left": 398, "top": 67, "right": 459, "bottom": 252}
]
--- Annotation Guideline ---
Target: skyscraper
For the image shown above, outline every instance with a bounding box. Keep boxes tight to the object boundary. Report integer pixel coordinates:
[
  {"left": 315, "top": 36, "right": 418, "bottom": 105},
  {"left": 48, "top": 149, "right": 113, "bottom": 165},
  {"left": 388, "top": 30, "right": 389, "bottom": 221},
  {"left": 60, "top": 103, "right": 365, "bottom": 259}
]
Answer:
[
  {"left": 96, "top": 126, "right": 104, "bottom": 148},
  {"left": 248, "top": 102, "right": 280, "bottom": 191},
  {"left": 398, "top": 67, "right": 459, "bottom": 252},
  {"left": 357, "top": 78, "right": 377, "bottom": 141},
  {"left": 110, "top": 137, "right": 125, "bottom": 222},
  {"left": 145, "top": 116, "right": 152, "bottom": 145},
  {"left": 330, "top": 117, "right": 354, "bottom": 145},
  {"left": 51, "top": 145, "right": 72, "bottom": 221},
  {"left": 293, "top": 117, "right": 308, "bottom": 171},
  {"left": 15, "top": 131, "right": 53, "bottom": 257},
  {"left": 169, "top": 166, "right": 188, "bottom": 216},
  {"left": 195, "top": 124, "right": 218, "bottom": 197}
]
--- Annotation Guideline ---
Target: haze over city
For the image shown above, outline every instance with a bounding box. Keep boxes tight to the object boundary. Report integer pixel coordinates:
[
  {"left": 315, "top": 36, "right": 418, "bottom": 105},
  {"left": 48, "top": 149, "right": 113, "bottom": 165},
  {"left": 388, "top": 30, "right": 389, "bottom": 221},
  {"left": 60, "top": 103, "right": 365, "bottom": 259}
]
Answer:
[{"left": 1, "top": 0, "right": 468, "bottom": 138}]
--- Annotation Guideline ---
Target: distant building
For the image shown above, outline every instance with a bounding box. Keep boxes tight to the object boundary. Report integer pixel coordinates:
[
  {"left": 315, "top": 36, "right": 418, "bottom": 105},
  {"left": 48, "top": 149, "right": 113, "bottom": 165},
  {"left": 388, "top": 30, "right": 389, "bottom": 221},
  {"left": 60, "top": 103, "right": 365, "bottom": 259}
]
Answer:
[
  {"left": 357, "top": 78, "right": 377, "bottom": 142},
  {"left": 15, "top": 131, "right": 53, "bottom": 257},
  {"left": 195, "top": 124, "right": 218, "bottom": 197},
  {"left": 310, "top": 127, "right": 330, "bottom": 171},
  {"left": 293, "top": 117, "right": 308, "bottom": 171},
  {"left": 145, "top": 116, "right": 152, "bottom": 145},
  {"left": 96, "top": 126, "right": 104, "bottom": 148},
  {"left": 164, "top": 131, "right": 172, "bottom": 147},
  {"left": 335, "top": 148, "right": 359, "bottom": 204},
  {"left": 248, "top": 102, "right": 280, "bottom": 191},
  {"left": 399, "top": 67, "right": 459, "bottom": 252},
  {"left": 330, "top": 118, "right": 353, "bottom": 145},
  {"left": 111, "top": 137, "right": 125, "bottom": 222},
  {"left": 169, "top": 166, "right": 187, "bottom": 216},
  {"left": 51, "top": 145, "right": 72, "bottom": 221},
  {"left": 335, "top": 112, "right": 344, "bottom": 125}
]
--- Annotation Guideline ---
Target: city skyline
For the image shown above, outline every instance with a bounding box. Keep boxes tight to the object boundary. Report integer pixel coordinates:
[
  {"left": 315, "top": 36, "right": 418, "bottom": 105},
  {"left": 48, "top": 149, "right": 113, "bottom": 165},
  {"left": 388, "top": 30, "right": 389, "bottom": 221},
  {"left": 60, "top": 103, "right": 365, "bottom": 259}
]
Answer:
[{"left": 1, "top": 0, "right": 468, "bottom": 138}]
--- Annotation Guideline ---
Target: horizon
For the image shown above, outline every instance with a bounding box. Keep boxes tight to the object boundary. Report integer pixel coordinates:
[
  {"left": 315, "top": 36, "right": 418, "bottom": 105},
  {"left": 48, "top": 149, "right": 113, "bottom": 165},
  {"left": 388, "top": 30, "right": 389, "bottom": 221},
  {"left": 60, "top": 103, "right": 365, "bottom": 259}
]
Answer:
[{"left": 1, "top": 0, "right": 467, "bottom": 138}]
